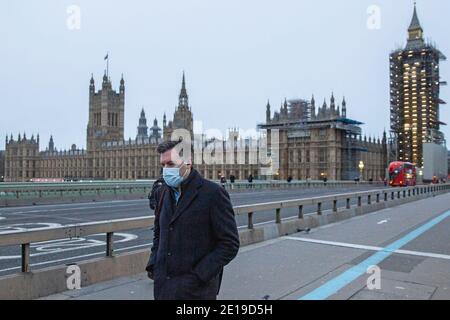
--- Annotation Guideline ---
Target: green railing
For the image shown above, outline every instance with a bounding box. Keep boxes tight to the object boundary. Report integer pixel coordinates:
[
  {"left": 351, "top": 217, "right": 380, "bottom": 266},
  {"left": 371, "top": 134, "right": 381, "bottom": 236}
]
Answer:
[{"left": 0, "top": 180, "right": 384, "bottom": 205}]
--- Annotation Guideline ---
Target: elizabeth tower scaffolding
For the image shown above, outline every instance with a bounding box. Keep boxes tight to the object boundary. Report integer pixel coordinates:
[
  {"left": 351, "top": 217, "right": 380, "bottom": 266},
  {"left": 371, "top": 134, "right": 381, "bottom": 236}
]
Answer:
[{"left": 390, "top": 4, "right": 447, "bottom": 167}]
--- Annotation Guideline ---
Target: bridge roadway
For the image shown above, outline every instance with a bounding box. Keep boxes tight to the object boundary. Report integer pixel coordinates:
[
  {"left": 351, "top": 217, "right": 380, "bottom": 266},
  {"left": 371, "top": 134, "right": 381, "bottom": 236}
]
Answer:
[
  {"left": 40, "top": 192, "right": 450, "bottom": 300},
  {"left": 0, "top": 185, "right": 380, "bottom": 277}
]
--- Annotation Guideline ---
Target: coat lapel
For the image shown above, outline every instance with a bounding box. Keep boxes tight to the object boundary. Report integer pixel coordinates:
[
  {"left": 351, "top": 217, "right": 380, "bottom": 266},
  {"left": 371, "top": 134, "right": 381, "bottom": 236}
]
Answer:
[{"left": 169, "top": 169, "right": 203, "bottom": 225}]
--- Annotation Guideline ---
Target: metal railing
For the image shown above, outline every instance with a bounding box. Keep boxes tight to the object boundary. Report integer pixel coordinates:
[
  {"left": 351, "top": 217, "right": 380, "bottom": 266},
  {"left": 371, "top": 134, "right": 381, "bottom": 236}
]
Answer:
[
  {"left": 0, "top": 183, "right": 448, "bottom": 273},
  {"left": 0, "top": 180, "right": 382, "bottom": 202},
  {"left": 221, "top": 180, "right": 383, "bottom": 191},
  {"left": 0, "top": 216, "right": 155, "bottom": 273},
  {"left": 233, "top": 184, "right": 449, "bottom": 229}
]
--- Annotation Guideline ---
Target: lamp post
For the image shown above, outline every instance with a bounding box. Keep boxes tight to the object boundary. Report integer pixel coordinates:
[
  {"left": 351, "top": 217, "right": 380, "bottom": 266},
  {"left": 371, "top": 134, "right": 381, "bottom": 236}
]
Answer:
[{"left": 358, "top": 161, "right": 365, "bottom": 182}]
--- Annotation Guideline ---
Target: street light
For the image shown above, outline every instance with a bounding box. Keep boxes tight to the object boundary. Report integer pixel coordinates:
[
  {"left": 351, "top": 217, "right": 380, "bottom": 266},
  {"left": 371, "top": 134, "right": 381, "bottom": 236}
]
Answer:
[{"left": 358, "top": 161, "right": 365, "bottom": 181}]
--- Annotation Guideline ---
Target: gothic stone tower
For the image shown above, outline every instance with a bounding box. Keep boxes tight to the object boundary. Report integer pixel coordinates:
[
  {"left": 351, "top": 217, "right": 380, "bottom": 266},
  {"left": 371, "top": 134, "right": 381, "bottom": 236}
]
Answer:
[
  {"left": 164, "top": 72, "right": 194, "bottom": 141},
  {"left": 4, "top": 133, "right": 40, "bottom": 182},
  {"left": 87, "top": 72, "right": 125, "bottom": 151}
]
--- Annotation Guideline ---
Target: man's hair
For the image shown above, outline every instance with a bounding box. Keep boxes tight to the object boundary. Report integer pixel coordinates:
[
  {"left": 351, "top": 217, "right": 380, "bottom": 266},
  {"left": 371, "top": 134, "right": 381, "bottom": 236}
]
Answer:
[{"left": 156, "top": 139, "right": 182, "bottom": 154}]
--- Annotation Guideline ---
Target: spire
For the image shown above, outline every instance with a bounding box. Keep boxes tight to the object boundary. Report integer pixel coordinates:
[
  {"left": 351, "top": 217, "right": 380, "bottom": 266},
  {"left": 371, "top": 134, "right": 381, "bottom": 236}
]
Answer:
[
  {"left": 119, "top": 73, "right": 125, "bottom": 93},
  {"left": 310, "top": 94, "right": 316, "bottom": 118},
  {"left": 266, "top": 100, "right": 271, "bottom": 122},
  {"left": 90, "top": 74, "right": 95, "bottom": 94},
  {"left": 163, "top": 113, "right": 167, "bottom": 128},
  {"left": 408, "top": 2, "right": 422, "bottom": 32},
  {"left": 330, "top": 92, "right": 335, "bottom": 111},
  {"left": 281, "top": 99, "right": 288, "bottom": 117},
  {"left": 137, "top": 108, "right": 148, "bottom": 140},
  {"left": 407, "top": 2, "right": 424, "bottom": 46},
  {"left": 178, "top": 71, "right": 189, "bottom": 108},
  {"left": 342, "top": 96, "right": 347, "bottom": 118},
  {"left": 149, "top": 117, "right": 162, "bottom": 140},
  {"left": 49, "top": 135, "right": 54, "bottom": 152}
]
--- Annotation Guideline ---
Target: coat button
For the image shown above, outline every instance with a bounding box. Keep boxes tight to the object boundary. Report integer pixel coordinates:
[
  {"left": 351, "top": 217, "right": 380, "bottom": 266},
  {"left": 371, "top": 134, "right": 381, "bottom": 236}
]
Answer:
[
  {"left": 169, "top": 227, "right": 173, "bottom": 231},
  {"left": 166, "top": 276, "right": 171, "bottom": 280},
  {"left": 167, "top": 252, "right": 172, "bottom": 256}
]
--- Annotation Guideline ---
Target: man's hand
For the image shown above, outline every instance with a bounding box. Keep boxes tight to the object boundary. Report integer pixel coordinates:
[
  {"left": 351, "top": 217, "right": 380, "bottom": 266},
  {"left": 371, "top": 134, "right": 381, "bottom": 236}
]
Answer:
[{"left": 147, "top": 271, "right": 154, "bottom": 280}]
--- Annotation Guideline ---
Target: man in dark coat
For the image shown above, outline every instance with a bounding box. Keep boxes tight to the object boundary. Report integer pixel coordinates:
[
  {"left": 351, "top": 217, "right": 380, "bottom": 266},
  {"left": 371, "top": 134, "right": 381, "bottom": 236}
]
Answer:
[
  {"left": 146, "top": 140, "right": 240, "bottom": 300},
  {"left": 148, "top": 176, "right": 165, "bottom": 210}
]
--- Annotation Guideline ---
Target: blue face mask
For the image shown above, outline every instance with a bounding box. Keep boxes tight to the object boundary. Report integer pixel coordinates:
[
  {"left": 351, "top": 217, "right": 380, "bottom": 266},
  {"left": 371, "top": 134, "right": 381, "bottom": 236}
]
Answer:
[{"left": 163, "top": 166, "right": 184, "bottom": 188}]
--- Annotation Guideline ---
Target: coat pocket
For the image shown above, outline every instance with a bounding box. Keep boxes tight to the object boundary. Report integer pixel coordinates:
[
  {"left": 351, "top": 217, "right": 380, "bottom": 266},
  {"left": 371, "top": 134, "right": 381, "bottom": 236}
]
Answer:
[{"left": 176, "top": 273, "right": 213, "bottom": 300}]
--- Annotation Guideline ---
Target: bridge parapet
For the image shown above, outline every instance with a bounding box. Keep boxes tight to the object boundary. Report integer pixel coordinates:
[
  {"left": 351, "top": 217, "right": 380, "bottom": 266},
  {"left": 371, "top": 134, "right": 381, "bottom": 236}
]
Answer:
[{"left": 1, "top": 183, "right": 448, "bottom": 299}]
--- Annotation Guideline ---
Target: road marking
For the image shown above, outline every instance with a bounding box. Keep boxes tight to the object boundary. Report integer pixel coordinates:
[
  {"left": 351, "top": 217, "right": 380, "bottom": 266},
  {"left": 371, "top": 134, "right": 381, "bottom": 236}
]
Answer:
[
  {"left": 3, "top": 199, "right": 148, "bottom": 213},
  {"left": 0, "top": 242, "right": 152, "bottom": 274},
  {"left": 0, "top": 222, "right": 63, "bottom": 233},
  {"left": 298, "top": 209, "right": 450, "bottom": 300},
  {"left": 283, "top": 236, "right": 450, "bottom": 261},
  {"left": 6, "top": 203, "right": 146, "bottom": 215},
  {"left": 284, "top": 237, "right": 381, "bottom": 251},
  {"left": 0, "top": 233, "right": 138, "bottom": 260},
  {"left": 377, "top": 219, "right": 389, "bottom": 225}
]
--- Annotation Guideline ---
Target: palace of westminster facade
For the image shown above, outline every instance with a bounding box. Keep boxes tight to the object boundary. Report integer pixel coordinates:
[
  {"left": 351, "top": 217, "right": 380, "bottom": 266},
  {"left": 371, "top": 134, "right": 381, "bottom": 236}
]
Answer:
[{"left": 2, "top": 71, "right": 388, "bottom": 182}]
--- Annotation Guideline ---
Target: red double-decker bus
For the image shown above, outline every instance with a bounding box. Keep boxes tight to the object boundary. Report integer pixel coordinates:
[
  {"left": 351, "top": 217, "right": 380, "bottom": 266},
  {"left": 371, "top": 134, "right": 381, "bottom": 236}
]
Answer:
[{"left": 388, "top": 161, "right": 417, "bottom": 187}]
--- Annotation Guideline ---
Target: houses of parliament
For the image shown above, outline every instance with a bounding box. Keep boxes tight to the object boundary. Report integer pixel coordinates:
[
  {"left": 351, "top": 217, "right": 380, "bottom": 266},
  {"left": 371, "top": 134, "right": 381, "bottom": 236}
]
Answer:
[{"left": 2, "top": 68, "right": 388, "bottom": 183}]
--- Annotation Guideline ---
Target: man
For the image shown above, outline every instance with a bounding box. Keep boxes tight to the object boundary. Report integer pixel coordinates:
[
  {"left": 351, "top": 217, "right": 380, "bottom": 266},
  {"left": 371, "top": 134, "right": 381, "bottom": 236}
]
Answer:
[
  {"left": 148, "top": 168, "right": 165, "bottom": 211},
  {"left": 146, "top": 140, "right": 240, "bottom": 300}
]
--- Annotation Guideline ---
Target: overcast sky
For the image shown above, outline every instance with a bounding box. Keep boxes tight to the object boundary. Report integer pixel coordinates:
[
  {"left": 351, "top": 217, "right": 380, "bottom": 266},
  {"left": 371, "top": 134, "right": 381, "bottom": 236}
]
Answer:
[{"left": 0, "top": 0, "right": 449, "bottom": 151}]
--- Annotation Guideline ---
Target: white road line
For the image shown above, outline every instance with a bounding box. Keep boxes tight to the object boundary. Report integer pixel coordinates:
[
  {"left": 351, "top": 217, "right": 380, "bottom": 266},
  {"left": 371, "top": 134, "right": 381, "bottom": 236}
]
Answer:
[
  {"left": 0, "top": 242, "right": 152, "bottom": 274},
  {"left": 6, "top": 203, "right": 147, "bottom": 215},
  {"left": 0, "top": 233, "right": 138, "bottom": 260},
  {"left": 0, "top": 199, "right": 147, "bottom": 211},
  {"left": 377, "top": 219, "right": 389, "bottom": 225},
  {"left": 283, "top": 236, "right": 450, "bottom": 261}
]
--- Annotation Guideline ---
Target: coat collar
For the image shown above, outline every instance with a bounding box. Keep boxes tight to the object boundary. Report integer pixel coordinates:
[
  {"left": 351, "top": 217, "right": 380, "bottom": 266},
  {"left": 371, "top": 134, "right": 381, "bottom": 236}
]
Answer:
[{"left": 169, "top": 168, "right": 203, "bottom": 224}]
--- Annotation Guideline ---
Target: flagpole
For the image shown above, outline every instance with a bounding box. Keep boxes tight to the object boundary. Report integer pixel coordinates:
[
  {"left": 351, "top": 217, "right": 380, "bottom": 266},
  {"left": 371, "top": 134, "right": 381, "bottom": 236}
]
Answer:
[{"left": 106, "top": 51, "right": 109, "bottom": 79}]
